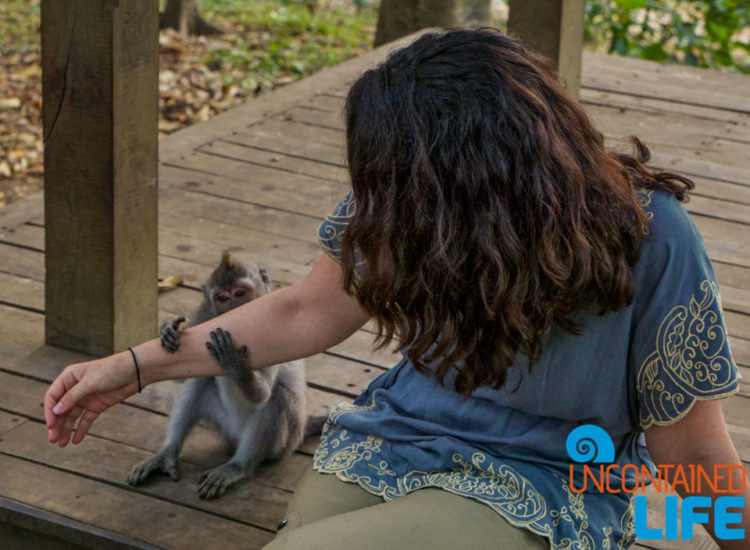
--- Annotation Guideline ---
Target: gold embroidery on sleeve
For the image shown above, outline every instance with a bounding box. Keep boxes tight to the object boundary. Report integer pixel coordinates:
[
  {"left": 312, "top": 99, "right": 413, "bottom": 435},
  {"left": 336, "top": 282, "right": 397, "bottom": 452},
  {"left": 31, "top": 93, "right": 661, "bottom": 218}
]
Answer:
[
  {"left": 637, "top": 280, "right": 738, "bottom": 429},
  {"left": 637, "top": 189, "right": 654, "bottom": 234}
]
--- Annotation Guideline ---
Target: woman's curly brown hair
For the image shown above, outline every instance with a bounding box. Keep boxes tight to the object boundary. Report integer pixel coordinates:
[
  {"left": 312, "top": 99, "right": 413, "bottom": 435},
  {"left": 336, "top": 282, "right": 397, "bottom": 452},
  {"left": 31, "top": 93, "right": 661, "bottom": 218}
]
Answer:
[{"left": 340, "top": 28, "right": 693, "bottom": 396}]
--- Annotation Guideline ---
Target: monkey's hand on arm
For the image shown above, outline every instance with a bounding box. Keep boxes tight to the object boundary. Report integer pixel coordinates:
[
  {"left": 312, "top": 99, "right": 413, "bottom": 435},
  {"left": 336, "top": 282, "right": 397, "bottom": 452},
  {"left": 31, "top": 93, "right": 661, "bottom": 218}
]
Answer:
[
  {"left": 645, "top": 400, "right": 750, "bottom": 549},
  {"left": 160, "top": 316, "right": 186, "bottom": 353},
  {"left": 45, "top": 254, "right": 371, "bottom": 446},
  {"left": 205, "top": 328, "right": 273, "bottom": 404}
]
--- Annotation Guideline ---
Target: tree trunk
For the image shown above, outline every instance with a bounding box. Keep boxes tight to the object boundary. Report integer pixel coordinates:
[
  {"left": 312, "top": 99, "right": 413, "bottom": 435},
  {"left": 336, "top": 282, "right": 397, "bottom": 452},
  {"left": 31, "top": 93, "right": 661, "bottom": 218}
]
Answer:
[
  {"left": 375, "top": 0, "right": 491, "bottom": 47},
  {"left": 160, "top": 0, "right": 223, "bottom": 36}
]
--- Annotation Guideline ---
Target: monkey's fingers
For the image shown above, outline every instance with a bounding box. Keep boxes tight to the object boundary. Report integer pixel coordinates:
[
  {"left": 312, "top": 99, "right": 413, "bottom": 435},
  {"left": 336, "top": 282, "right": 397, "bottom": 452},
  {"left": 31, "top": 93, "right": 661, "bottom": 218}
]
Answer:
[
  {"left": 164, "top": 456, "right": 180, "bottom": 481},
  {"left": 208, "top": 330, "right": 231, "bottom": 356},
  {"left": 213, "top": 328, "right": 233, "bottom": 349},
  {"left": 161, "top": 328, "right": 181, "bottom": 353},
  {"left": 171, "top": 316, "right": 186, "bottom": 330},
  {"left": 206, "top": 341, "right": 222, "bottom": 362},
  {"left": 199, "top": 466, "right": 242, "bottom": 500},
  {"left": 128, "top": 453, "right": 178, "bottom": 486}
]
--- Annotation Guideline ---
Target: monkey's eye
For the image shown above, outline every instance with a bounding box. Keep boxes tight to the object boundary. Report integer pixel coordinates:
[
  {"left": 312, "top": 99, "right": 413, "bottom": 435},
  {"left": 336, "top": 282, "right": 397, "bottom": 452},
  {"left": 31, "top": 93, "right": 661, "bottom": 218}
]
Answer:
[
  {"left": 216, "top": 293, "right": 230, "bottom": 303},
  {"left": 234, "top": 289, "right": 247, "bottom": 298}
]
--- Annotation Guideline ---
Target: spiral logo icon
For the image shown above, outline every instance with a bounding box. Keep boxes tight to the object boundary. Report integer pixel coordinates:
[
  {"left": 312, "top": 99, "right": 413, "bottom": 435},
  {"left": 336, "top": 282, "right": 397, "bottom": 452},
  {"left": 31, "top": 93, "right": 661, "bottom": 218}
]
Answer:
[{"left": 566, "top": 424, "right": 615, "bottom": 463}]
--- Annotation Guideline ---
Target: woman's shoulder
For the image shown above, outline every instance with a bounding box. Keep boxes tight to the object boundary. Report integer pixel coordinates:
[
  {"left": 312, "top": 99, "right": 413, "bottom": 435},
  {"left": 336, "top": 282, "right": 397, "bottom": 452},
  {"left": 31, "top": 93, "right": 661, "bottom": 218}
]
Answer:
[
  {"left": 638, "top": 189, "right": 697, "bottom": 238},
  {"left": 636, "top": 188, "right": 706, "bottom": 262}
]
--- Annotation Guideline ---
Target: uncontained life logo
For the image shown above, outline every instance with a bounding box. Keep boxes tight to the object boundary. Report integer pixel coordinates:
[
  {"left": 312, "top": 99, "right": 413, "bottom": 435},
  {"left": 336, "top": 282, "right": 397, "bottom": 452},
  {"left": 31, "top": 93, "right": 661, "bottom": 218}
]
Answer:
[{"left": 565, "top": 425, "right": 746, "bottom": 541}]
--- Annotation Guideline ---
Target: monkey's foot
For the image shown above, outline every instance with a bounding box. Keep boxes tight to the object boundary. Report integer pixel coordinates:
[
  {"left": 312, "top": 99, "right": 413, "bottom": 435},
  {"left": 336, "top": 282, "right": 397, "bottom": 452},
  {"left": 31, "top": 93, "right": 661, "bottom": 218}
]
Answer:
[
  {"left": 160, "top": 316, "right": 186, "bottom": 353},
  {"left": 128, "top": 452, "right": 180, "bottom": 486},
  {"left": 198, "top": 463, "right": 247, "bottom": 499}
]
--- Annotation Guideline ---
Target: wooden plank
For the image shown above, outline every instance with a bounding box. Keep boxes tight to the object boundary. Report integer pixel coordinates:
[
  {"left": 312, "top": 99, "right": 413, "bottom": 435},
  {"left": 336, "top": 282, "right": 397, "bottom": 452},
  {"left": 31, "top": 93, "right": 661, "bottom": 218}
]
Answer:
[
  {"left": 0, "top": 221, "right": 44, "bottom": 249},
  {"left": 42, "top": 0, "right": 159, "bottom": 355},
  {"left": 158, "top": 186, "right": 324, "bottom": 254},
  {"left": 160, "top": 160, "right": 343, "bottom": 220},
  {"left": 725, "top": 311, "right": 750, "bottom": 340},
  {"left": 647, "top": 151, "right": 748, "bottom": 188},
  {"left": 0, "top": 242, "right": 44, "bottom": 281},
  {"left": 279, "top": 105, "right": 345, "bottom": 131},
  {"left": 721, "top": 285, "right": 750, "bottom": 316},
  {"left": 0, "top": 421, "right": 290, "bottom": 532},
  {"left": 729, "top": 337, "right": 750, "bottom": 368},
  {"left": 0, "top": 495, "right": 158, "bottom": 550},
  {"left": 235, "top": 118, "right": 347, "bottom": 160},
  {"left": 714, "top": 262, "right": 750, "bottom": 291},
  {"left": 0, "top": 193, "right": 44, "bottom": 233},
  {"left": 582, "top": 51, "right": 750, "bottom": 114},
  {"left": 0, "top": 271, "right": 43, "bottom": 311},
  {"left": 196, "top": 139, "right": 346, "bottom": 184},
  {"left": 582, "top": 90, "right": 750, "bottom": 143},
  {"left": 0, "top": 411, "right": 27, "bottom": 437},
  {"left": 581, "top": 88, "right": 750, "bottom": 128},
  {"left": 0, "top": 453, "right": 273, "bottom": 550},
  {"left": 508, "top": 0, "right": 585, "bottom": 97}
]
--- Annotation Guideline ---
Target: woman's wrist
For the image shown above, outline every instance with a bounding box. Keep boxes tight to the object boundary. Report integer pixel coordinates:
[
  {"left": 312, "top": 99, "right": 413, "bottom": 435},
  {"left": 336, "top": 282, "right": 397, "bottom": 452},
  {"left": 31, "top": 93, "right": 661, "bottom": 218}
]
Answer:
[{"left": 128, "top": 332, "right": 223, "bottom": 387}]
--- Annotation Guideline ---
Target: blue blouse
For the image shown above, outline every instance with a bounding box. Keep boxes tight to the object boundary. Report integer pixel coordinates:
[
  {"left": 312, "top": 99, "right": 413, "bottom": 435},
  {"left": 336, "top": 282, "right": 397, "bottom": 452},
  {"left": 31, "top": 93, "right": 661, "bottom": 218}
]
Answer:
[{"left": 312, "top": 190, "right": 739, "bottom": 549}]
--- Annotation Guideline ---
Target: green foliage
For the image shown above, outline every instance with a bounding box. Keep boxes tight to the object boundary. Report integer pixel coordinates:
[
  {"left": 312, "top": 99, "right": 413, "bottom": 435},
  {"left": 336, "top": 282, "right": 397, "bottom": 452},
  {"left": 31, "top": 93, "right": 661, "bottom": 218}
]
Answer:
[
  {"left": 585, "top": 0, "right": 750, "bottom": 73},
  {"left": 0, "top": 0, "right": 40, "bottom": 52},
  {"left": 200, "top": 0, "right": 376, "bottom": 96}
]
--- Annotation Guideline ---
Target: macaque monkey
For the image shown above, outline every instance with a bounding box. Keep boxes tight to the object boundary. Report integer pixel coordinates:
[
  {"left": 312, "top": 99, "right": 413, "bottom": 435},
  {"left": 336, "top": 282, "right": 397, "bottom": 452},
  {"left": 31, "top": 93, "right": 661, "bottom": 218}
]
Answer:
[{"left": 128, "top": 252, "right": 325, "bottom": 499}]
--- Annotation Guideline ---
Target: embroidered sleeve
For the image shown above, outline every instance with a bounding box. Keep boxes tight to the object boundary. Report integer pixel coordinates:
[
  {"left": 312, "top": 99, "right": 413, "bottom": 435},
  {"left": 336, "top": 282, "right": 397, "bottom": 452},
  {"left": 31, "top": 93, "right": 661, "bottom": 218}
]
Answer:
[
  {"left": 630, "top": 196, "right": 739, "bottom": 431},
  {"left": 317, "top": 192, "right": 356, "bottom": 264}
]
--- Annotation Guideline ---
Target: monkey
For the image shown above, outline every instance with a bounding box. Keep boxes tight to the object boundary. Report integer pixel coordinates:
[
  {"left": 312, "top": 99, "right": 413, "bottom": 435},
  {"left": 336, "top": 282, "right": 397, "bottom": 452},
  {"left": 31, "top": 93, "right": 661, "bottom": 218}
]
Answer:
[{"left": 128, "top": 251, "right": 326, "bottom": 499}]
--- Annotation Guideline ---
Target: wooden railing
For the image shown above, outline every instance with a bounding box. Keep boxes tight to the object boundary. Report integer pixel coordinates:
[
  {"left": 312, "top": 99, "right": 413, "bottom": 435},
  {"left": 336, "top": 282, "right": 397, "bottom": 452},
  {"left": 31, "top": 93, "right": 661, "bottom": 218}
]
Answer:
[{"left": 41, "top": 0, "right": 584, "bottom": 355}]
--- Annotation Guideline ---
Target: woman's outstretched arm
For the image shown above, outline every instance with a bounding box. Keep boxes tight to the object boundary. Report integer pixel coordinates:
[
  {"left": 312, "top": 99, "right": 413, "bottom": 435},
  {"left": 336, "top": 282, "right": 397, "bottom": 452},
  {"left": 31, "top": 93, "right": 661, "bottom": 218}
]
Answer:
[
  {"left": 645, "top": 400, "right": 750, "bottom": 549},
  {"left": 44, "top": 254, "right": 371, "bottom": 447}
]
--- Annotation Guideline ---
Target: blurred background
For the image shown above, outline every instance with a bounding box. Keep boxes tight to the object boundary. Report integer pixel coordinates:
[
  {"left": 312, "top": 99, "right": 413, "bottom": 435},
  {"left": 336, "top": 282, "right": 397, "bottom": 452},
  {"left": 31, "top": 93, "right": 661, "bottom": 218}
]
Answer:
[{"left": 0, "top": 0, "right": 748, "bottom": 209}]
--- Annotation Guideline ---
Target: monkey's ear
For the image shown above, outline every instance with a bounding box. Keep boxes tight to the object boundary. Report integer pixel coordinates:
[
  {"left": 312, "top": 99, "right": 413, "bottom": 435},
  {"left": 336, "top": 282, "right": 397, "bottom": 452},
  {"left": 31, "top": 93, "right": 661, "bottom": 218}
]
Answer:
[{"left": 259, "top": 268, "right": 271, "bottom": 286}]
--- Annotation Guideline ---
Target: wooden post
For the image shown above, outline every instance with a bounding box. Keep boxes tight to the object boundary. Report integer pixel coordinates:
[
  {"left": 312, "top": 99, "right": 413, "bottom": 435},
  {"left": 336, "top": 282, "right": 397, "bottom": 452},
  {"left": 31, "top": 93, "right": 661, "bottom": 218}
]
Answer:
[
  {"left": 507, "top": 0, "right": 585, "bottom": 98},
  {"left": 42, "top": 0, "right": 158, "bottom": 355}
]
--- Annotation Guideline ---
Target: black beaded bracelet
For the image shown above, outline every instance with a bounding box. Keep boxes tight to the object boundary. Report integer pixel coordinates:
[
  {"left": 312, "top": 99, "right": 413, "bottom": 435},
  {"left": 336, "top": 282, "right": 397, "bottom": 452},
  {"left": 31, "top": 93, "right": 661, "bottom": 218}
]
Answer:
[{"left": 128, "top": 347, "right": 142, "bottom": 393}]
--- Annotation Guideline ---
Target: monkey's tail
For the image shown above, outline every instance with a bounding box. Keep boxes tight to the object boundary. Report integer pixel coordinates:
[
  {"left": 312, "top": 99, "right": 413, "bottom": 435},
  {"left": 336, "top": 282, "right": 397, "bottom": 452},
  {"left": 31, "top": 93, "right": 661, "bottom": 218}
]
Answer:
[{"left": 304, "top": 414, "right": 328, "bottom": 437}]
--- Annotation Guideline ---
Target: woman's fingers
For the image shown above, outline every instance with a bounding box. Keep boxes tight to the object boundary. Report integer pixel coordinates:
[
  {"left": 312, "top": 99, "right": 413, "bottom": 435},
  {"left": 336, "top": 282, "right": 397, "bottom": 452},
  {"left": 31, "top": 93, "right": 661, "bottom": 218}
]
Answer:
[
  {"left": 72, "top": 409, "right": 100, "bottom": 445},
  {"left": 56, "top": 404, "right": 85, "bottom": 447},
  {"left": 44, "top": 365, "right": 79, "bottom": 428}
]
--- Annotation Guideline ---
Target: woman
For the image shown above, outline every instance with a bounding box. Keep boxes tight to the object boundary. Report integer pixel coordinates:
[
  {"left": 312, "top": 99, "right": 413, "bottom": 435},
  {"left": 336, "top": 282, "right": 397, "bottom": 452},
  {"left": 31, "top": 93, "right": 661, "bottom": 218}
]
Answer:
[{"left": 45, "top": 29, "right": 748, "bottom": 549}]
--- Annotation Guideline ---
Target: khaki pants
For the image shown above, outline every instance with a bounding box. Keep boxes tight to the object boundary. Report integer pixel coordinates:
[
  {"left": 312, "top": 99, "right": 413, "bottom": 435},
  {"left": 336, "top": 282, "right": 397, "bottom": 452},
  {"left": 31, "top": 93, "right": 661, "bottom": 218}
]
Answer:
[{"left": 262, "top": 469, "right": 549, "bottom": 550}]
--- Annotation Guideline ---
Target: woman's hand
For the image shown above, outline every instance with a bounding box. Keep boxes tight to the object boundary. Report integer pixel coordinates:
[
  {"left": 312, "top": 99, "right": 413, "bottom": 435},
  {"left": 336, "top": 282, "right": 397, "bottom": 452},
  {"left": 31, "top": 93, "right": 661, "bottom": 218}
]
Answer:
[{"left": 44, "top": 353, "right": 139, "bottom": 447}]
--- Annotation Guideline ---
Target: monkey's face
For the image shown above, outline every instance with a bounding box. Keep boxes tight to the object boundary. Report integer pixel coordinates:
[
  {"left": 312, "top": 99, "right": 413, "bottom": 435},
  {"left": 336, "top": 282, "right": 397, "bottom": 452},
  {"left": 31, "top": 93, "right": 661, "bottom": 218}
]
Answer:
[{"left": 212, "top": 280, "right": 258, "bottom": 316}]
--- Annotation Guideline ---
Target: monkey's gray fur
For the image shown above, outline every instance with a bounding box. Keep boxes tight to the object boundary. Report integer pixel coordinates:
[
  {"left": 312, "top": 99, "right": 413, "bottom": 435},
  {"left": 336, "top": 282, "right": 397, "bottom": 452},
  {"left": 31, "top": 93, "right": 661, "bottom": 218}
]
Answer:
[{"left": 128, "top": 252, "right": 326, "bottom": 499}]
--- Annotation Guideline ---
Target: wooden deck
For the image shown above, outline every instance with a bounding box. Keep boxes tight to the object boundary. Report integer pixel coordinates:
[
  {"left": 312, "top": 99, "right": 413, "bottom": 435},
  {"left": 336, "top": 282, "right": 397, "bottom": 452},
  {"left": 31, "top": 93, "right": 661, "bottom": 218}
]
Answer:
[{"left": 0, "top": 37, "right": 749, "bottom": 549}]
